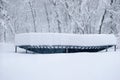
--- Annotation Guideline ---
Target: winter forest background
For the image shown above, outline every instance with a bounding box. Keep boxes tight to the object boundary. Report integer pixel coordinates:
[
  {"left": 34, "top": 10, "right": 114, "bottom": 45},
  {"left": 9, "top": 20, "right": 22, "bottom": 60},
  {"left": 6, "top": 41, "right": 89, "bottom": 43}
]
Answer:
[{"left": 0, "top": 0, "right": 120, "bottom": 48}]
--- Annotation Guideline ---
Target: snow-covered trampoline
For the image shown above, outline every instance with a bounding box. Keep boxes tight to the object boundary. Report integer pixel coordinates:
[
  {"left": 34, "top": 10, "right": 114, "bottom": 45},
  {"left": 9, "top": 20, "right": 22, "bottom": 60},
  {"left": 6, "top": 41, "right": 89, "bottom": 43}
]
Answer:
[{"left": 15, "top": 33, "right": 117, "bottom": 53}]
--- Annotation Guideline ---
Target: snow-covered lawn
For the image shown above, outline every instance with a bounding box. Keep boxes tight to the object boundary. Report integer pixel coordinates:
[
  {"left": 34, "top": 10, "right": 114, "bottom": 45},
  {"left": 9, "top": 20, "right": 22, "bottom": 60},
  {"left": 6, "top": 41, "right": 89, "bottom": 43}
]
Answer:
[{"left": 0, "top": 43, "right": 120, "bottom": 80}]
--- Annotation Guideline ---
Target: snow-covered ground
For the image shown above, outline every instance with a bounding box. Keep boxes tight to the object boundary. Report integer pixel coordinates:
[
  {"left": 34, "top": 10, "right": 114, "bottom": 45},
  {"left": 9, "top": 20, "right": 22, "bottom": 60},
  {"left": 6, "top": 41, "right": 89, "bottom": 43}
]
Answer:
[{"left": 0, "top": 43, "right": 120, "bottom": 80}]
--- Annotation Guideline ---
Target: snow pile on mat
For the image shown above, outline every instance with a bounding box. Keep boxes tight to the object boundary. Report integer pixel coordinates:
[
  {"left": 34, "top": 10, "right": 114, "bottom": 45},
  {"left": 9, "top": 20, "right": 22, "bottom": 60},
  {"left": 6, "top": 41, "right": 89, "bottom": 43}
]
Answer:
[{"left": 15, "top": 33, "right": 117, "bottom": 46}]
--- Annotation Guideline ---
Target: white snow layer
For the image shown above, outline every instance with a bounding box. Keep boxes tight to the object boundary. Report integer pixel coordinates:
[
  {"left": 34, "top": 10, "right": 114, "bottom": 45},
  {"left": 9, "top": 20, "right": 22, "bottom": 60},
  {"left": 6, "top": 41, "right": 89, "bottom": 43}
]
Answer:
[
  {"left": 15, "top": 33, "right": 117, "bottom": 46},
  {"left": 0, "top": 43, "right": 120, "bottom": 80}
]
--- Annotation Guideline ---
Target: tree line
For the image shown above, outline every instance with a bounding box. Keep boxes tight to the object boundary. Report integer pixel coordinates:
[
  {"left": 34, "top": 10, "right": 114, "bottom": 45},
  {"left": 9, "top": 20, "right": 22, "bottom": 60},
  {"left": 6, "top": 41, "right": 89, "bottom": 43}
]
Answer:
[{"left": 0, "top": 0, "right": 120, "bottom": 48}]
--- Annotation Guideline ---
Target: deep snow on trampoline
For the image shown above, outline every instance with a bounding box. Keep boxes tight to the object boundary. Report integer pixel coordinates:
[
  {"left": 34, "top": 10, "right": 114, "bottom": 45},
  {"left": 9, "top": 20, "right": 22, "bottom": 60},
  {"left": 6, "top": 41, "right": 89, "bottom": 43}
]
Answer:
[
  {"left": 15, "top": 33, "right": 117, "bottom": 53},
  {"left": 15, "top": 33, "right": 117, "bottom": 46}
]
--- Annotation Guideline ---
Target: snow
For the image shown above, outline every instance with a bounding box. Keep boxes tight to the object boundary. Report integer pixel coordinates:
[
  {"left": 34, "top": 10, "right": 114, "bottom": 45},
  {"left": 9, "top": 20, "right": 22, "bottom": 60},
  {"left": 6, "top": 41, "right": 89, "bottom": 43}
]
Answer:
[
  {"left": 0, "top": 43, "right": 120, "bottom": 80},
  {"left": 15, "top": 33, "right": 117, "bottom": 46}
]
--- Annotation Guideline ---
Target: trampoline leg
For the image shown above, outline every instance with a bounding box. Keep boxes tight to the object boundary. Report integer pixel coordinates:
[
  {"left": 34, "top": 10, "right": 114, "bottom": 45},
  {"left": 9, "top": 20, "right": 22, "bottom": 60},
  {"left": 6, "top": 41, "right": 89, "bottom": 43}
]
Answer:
[
  {"left": 114, "top": 45, "right": 116, "bottom": 51},
  {"left": 106, "top": 46, "right": 108, "bottom": 52},
  {"left": 15, "top": 46, "right": 17, "bottom": 53},
  {"left": 66, "top": 48, "right": 68, "bottom": 53},
  {"left": 26, "top": 49, "right": 28, "bottom": 53},
  {"left": 106, "top": 49, "right": 108, "bottom": 52}
]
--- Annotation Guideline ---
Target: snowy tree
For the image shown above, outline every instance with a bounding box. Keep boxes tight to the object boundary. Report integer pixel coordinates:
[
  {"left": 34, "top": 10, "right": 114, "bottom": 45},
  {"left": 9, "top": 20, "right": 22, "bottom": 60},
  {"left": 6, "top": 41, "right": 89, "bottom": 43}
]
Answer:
[
  {"left": 98, "top": 0, "right": 120, "bottom": 34},
  {"left": 0, "top": 0, "right": 120, "bottom": 48},
  {"left": 28, "top": 0, "right": 37, "bottom": 32},
  {"left": 0, "top": 0, "right": 14, "bottom": 42},
  {"left": 44, "top": 2, "right": 51, "bottom": 32}
]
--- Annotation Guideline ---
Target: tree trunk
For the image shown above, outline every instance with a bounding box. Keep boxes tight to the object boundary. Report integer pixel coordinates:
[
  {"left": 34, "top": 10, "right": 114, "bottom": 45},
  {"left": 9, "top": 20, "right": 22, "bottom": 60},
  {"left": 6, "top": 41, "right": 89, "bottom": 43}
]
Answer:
[
  {"left": 99, "top": 9, "right": 106, "bottom": 34},
  {"left": 44, "top": 2, "right": 51, "bottom": 32},
  {"left": 29, "top": 1, "right": 37, "bottom": 32}
]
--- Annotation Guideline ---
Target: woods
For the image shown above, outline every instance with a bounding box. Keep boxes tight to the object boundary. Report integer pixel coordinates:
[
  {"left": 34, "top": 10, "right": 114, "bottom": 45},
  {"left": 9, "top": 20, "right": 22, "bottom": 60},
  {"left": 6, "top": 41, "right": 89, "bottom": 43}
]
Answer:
[{"left": 0, "top": 0, "right": 120, "bottom": 47}]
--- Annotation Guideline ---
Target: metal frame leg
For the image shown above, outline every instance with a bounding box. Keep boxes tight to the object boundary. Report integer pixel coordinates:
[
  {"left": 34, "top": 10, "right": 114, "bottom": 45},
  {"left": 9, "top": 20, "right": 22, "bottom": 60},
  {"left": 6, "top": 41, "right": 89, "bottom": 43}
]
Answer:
[
  {"left": 114, "top": 45, "right": 117, "bottom": 51},
  {"left": 66, "top": 47, "right": 68, "bottom": 53},
  {"left": 26, "top": 49, "right": 28, "bottom": 53},
  {"left": 15, "top": 46, "right": 17, "bottom": 53},
  {"left": 106, "top": 46, "right": 108, "bottom": 52}
]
